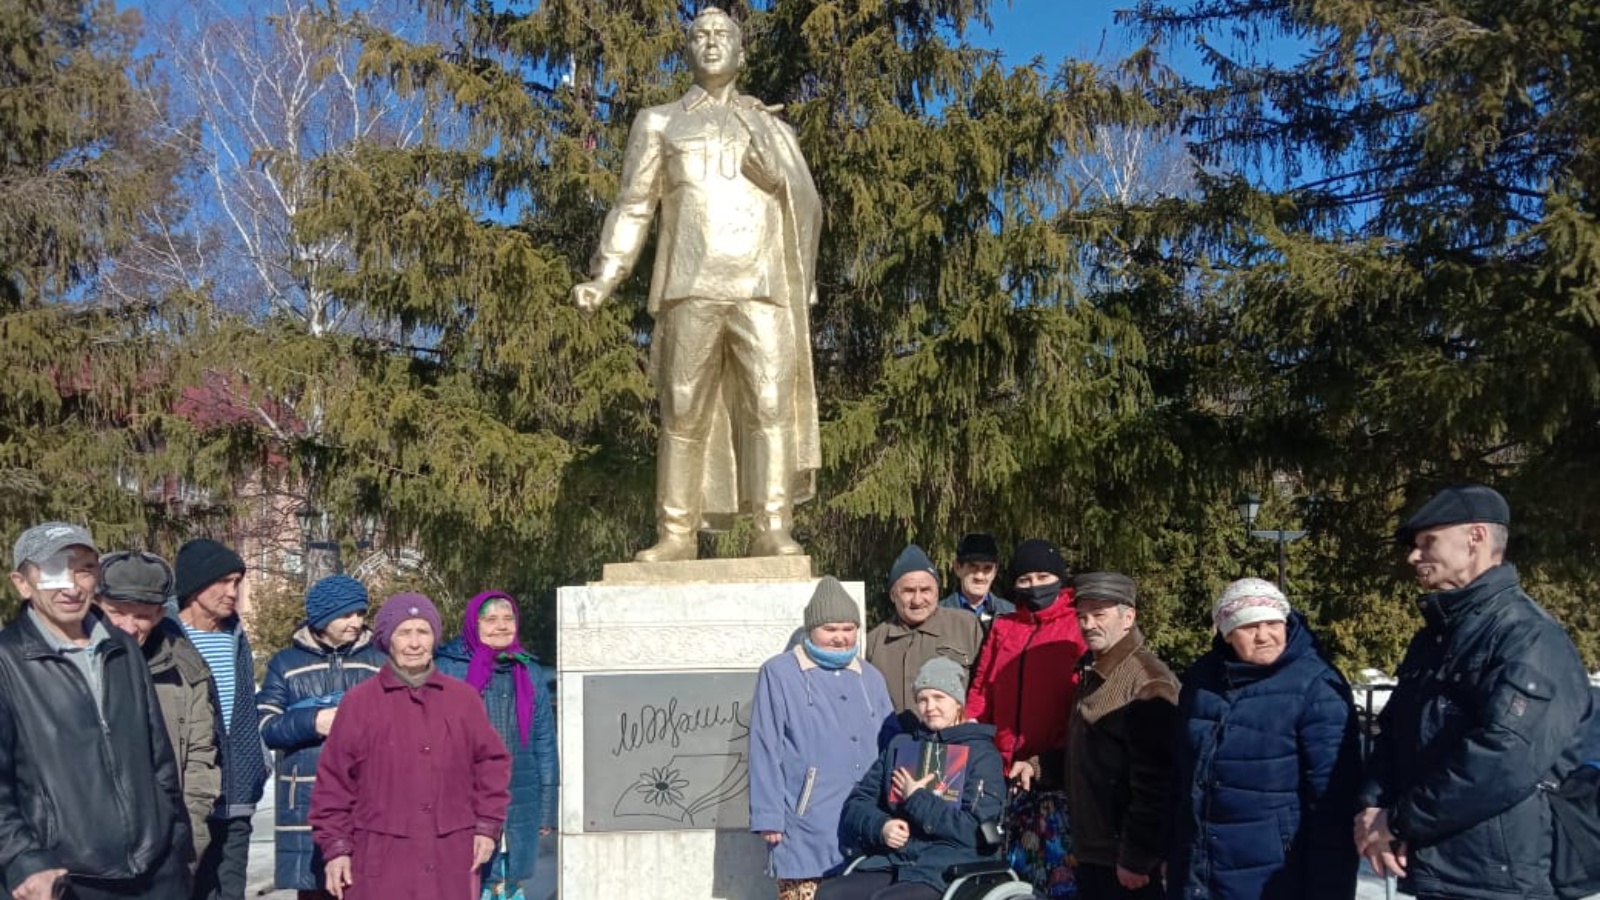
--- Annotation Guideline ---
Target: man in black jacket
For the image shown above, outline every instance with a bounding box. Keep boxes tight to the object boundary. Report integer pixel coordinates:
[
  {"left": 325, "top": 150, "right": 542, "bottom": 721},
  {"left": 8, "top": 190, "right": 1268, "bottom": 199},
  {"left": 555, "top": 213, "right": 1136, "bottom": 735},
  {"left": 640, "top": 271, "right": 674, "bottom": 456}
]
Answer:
[
  {"left": 1, "top": 522, "right": 190, "bottom": 900},
  {"left": 1356, "top": 486, "right": 1593, "bottom": 900}
]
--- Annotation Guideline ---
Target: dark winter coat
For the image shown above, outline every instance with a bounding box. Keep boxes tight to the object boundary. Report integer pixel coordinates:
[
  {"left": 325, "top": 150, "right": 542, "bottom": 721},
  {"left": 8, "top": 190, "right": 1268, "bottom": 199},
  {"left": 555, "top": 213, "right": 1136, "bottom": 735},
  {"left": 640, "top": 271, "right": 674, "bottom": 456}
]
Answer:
[
  {"left": 1168, "top": 613, "right": 1361, "bottom": 900},
  {"left": 436, "top": 637, "right": 559, "bottom": 896},
  {"left": 839, "top": 720, "right": 1007, "bottom": 891},
  {"left": 309, "top": 665, "right": 511, "bottom": 900},
  {"left": 256, "top": 626, "right": 384, "bottom": 890},
  {"left": 0, "top": 608, "right": 189, "bottom": 889},
  {"left": 1358, "top": 564, "right": 1593, "bottom": 900}
]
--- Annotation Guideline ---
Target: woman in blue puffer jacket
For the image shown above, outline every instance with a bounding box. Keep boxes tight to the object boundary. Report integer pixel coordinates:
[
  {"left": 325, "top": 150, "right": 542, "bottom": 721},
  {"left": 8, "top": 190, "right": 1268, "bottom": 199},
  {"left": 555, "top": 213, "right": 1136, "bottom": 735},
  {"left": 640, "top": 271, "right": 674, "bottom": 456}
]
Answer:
[
  {"left": 1168, "top": 578, "right": 1362, "bottom": 900},
  {"left": 436, "top": 590, "right": 559, "bottom": 900},
  {"left": 255, "top": 574, "right": 386, "bottom": 896}
]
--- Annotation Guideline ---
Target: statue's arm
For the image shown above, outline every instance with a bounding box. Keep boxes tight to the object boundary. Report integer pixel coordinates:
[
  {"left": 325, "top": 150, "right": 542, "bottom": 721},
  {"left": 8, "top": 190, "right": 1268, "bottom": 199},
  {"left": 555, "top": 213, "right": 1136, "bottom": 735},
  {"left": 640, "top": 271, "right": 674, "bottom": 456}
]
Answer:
[{"left": 589, "top": 110, "right": 665, "bottom": 293}]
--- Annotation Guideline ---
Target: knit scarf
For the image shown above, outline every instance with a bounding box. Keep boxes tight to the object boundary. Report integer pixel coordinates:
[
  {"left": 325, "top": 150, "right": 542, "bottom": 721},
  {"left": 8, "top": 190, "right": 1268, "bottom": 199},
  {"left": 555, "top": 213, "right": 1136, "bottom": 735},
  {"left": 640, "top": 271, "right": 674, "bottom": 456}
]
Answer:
[
  {"left": 463, "top": 590, "right": 537, "bottom": 745},
  {"left": 802, "top": 638, "right": 858, "bottom": 669}
]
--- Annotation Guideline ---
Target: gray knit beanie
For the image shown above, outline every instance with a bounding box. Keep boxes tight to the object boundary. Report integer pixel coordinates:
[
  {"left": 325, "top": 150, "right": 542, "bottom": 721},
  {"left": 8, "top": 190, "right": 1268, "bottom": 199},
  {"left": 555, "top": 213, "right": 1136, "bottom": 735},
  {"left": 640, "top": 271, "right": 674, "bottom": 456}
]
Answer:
[
  {"left": 912, "top": 656, "right": 968, "bottom": 701},
  {"left": 803, "top": 576, "right": 860, "bottom": 629}
]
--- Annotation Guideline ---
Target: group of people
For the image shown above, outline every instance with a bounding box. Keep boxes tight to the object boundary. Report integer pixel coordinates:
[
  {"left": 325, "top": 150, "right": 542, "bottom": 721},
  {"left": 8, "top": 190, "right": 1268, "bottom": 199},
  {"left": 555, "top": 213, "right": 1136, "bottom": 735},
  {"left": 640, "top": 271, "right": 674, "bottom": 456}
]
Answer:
[
  {"left": 0, "top": 526, "right": 557, "bottom": 900},
  {"left": 746, "top": 485, "right": 1597, "bottom": 900},
  {"left": 2, "top": 483, "right": 1593, "bottom": 900}
]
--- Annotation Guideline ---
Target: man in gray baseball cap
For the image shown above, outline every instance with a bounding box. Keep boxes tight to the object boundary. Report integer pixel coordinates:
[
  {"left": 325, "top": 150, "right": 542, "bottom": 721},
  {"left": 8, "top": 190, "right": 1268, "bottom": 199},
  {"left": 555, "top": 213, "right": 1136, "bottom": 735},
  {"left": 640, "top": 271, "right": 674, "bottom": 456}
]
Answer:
[{"left": 2, "top": 524, "right": 191, "bottom": 898}]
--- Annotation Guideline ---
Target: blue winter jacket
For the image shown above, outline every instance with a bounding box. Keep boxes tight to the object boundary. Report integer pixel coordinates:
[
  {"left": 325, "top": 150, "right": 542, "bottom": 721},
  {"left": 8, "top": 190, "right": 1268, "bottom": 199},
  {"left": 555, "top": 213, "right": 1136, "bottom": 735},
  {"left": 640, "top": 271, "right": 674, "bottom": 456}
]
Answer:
[
  {"left": 750, "top": 646, "right": 897, "bottom": 880},
  {"left": 838, "top": 720, "right": 1007, "bottom": 891},
  {"left": 1168, "top": 613, "right": 1361, "bottom": 900},
  {"left": 436, "top": 637, "right": 559, "bottom": 896},
  {"left": 255, "top": 626, "right": 384, "bottom": 890}
]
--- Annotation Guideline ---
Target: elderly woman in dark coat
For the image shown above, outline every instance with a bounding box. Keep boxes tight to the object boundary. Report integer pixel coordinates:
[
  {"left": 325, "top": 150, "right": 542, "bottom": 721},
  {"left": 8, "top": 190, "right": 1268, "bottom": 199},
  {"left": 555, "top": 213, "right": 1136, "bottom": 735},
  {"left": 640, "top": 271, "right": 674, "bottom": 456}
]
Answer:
[
  {"left": 436, "top": 591, "right": 559, "bottom": 899},
  {"left": 310, "top": 593, "right": 511, "bottom": 900},
  {"left": 1167, "top": 578, "right": 1362, "bottom": 900}
]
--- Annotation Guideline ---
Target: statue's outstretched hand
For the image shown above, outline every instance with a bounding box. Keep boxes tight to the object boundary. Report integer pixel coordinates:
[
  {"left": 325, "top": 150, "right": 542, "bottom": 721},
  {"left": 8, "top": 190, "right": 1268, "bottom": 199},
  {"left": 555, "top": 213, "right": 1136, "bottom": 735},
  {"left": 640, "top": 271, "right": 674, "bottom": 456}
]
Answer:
[{"left": 572, "top": 281, "right": 608, "bottom": 314}]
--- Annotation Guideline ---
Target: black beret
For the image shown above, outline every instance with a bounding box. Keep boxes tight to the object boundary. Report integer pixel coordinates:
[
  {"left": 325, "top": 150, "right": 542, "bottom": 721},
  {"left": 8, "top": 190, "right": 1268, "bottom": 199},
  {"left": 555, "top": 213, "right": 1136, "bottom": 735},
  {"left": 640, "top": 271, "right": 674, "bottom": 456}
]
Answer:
[
  {"left": 1394, "top": 484, "right": 1510, "bottom": 546},
  {"left": 955, "top": 532, "right": 999, "bottom": 563}
]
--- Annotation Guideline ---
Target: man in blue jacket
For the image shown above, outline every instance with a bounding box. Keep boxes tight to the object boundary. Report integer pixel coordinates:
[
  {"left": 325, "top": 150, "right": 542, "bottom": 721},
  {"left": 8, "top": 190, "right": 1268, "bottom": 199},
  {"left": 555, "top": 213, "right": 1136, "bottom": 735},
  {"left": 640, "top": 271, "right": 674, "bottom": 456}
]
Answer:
[
  {"left": 1356, "top": 485, "right": 1594, "bottom": 900},
  {"left": 937, "top": 533, "right": 1014, "bottom": 628}
]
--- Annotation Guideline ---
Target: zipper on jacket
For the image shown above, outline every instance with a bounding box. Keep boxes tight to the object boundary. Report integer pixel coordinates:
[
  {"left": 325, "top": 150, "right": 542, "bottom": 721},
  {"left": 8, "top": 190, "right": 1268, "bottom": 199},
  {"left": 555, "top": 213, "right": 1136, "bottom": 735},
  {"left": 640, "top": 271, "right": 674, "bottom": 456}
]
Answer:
[
  {"left": 1012, "top": 620, "right": 1043, "bottom": 763},
  {"left": 53, "top": 648, "right": 141, "bottom": 872},
  {"left": 796, "top": 767, "right": 818, "bottom": 817}
]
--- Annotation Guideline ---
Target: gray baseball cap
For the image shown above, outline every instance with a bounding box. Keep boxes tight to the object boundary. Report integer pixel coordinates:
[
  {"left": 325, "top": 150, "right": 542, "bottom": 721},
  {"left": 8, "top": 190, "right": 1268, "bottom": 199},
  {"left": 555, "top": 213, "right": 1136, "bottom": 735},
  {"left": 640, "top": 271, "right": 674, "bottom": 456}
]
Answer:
[
  {"left": 99, "top": 551, "right": 176, "bottom": 605},
  {"left": 13, "top": 522, "right": 98, "bottom": 574}
]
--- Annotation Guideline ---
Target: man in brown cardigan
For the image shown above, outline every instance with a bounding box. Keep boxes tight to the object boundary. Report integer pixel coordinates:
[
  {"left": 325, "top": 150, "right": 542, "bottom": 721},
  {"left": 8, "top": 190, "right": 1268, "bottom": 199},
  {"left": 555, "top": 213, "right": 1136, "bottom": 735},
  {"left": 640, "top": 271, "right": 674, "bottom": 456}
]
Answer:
[{"left": 1063, "top": 572, "right": 1179, "bottom": 900}]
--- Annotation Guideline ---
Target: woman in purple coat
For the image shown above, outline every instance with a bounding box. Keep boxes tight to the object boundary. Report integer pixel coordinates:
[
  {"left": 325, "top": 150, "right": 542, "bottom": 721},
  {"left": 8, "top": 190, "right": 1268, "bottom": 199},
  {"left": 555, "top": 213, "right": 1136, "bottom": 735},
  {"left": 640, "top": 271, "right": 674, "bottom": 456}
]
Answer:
[{"left": 310, "top": 593, "right": 512, "bottom": 900}]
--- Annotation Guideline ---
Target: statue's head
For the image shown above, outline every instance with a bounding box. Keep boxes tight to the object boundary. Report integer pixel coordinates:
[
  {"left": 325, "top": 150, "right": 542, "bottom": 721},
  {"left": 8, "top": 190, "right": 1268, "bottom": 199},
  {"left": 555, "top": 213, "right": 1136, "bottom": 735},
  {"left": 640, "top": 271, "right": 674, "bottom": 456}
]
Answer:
[{"left": 687, "top": 7, "right": 744, "bottom": 84}]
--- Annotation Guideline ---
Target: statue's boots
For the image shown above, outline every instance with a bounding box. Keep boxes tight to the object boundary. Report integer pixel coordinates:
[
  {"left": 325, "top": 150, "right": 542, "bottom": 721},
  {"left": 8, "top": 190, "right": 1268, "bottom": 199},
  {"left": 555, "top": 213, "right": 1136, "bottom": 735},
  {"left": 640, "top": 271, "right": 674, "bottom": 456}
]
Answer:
[
  {"left": 747, "top": 426, "right": 804, "bottom": 557},
  {"left": 636, "top": 435, "right": 703, "bottom": 563}
]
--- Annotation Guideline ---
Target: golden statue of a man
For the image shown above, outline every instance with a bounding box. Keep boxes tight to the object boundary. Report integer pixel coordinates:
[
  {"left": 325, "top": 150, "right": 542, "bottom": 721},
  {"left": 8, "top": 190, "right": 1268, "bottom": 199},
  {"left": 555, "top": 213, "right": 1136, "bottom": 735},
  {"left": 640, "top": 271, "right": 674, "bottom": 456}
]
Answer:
[{"left": 573, "top": 7, "right": 822, "bottom": 562}]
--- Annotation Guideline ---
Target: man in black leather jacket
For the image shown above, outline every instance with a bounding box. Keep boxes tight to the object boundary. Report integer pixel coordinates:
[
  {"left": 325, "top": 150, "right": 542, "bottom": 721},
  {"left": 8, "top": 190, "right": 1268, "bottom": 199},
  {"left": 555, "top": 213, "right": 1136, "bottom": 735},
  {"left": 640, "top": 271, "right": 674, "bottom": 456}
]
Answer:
[
  {"left": 0, "top": 522, "right": 190, "bottom": 900},
  {"left": 1355, "top": 486, "right": 1593, "bottom": 900}
]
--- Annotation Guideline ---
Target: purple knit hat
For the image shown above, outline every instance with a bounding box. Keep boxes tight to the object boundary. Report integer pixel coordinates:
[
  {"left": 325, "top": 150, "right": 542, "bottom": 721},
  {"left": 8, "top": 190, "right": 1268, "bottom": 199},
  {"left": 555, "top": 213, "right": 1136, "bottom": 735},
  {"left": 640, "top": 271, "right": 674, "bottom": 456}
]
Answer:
[{"left": 373, "top": 592, "right": 442, "bottom": 653}]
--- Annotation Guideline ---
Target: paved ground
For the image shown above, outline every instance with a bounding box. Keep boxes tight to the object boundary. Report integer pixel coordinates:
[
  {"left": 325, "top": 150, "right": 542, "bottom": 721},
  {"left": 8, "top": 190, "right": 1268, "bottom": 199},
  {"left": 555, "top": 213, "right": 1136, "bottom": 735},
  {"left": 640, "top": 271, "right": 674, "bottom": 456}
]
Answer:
[{"left": 244, "top": 792, "right": 292, "bottom": 899}]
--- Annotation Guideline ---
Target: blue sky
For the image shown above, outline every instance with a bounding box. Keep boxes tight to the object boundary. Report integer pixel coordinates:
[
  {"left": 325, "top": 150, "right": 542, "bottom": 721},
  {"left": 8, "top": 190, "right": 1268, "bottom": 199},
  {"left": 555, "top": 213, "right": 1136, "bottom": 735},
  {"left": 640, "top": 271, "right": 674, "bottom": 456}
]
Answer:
[{"left": 978, "top": 0, "right": 1137, "bottom": 66}]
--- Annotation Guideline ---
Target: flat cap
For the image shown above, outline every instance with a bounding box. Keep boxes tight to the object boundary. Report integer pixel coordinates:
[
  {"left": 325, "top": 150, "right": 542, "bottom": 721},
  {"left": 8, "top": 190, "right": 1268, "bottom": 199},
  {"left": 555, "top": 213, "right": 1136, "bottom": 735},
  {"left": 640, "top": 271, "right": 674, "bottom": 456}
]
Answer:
[
  {"left": 1072, "top": 572, "right": 1138, "bottom": 607},
  {"left": 1394, "top": 484, "right": 1510, "bottom": 546}
]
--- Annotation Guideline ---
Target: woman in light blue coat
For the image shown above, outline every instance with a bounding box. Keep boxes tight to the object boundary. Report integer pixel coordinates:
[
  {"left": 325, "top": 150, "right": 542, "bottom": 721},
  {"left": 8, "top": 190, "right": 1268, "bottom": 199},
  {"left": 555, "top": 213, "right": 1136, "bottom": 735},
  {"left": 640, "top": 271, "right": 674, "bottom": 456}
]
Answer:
[{"left": 750, "top": 576, "right": 895, "bottom": 900}]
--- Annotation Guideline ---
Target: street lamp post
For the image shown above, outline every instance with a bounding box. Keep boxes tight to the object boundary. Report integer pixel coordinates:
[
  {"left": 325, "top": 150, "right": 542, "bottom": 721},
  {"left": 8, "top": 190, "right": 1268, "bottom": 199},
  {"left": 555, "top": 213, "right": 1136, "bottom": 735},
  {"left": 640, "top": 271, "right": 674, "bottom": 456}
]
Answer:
[{"left": 1235, "top": 491, "right": 1307, "bottom": 588}]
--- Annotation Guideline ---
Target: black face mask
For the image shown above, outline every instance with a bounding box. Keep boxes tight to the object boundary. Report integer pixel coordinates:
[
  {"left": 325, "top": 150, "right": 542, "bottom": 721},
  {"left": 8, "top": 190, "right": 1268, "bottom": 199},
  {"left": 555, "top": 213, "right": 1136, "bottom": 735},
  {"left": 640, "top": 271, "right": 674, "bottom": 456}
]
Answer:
[{"left": 1014, "top": 581, "right": 1060, "bottom": 610}]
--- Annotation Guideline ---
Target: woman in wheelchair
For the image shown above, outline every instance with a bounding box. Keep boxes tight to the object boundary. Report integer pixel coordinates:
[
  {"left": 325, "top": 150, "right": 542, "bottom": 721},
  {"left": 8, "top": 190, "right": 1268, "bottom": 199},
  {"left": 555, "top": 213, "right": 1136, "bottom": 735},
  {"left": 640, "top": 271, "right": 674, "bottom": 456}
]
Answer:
[{"left": 820, "top": 657, "right": 1007, "bottom": 900}]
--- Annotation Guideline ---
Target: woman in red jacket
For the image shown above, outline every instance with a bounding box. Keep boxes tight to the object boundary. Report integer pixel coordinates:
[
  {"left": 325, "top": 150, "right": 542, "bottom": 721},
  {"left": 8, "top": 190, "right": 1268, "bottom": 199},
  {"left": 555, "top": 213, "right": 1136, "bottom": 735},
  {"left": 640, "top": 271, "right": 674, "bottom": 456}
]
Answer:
[
  {"left": 310, "top": 593, "right": 512, "bottom": 900},
  {"left": 965, "top": 539, "right": 1086, "bottom": 897}
]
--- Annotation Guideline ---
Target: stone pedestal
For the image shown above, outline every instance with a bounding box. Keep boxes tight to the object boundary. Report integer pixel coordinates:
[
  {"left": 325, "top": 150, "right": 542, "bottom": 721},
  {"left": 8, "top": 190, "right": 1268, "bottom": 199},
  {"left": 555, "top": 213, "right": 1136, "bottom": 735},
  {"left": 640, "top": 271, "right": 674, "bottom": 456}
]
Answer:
[{"left": 557, "top": 559, "right": 864, "bottom": 899}]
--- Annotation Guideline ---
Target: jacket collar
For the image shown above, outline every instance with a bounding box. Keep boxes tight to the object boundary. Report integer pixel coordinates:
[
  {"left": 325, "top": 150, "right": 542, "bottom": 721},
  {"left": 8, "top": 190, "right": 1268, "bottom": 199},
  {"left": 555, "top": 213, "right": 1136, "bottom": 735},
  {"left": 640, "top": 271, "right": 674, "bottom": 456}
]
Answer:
[
  {"left": 682, "top": 84, "right": 739, "bottom": 112},
  {"left": 790, "top": 642, "right": 863, "bottom": 673},
  {"left": 143, "top": 621, "right": 178, "bottom": 671},
  {"left": 20, "top": 605, "right": 118, "bottom": 659},
  {"left": 292, "top": 623, "right": 375, "bottom": 656},
  {"left": 1218, "top": 612, "right": 1314, "bottom": 688},
  {"left": 1418, "top": 563, "right": 1520, "bottom": 630},
  {"left": 378, "top": 662, "right": 445, "bottom": 691},
  {"left": 1086, "top": 626, "right": 1145, "bottom": 678}
]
